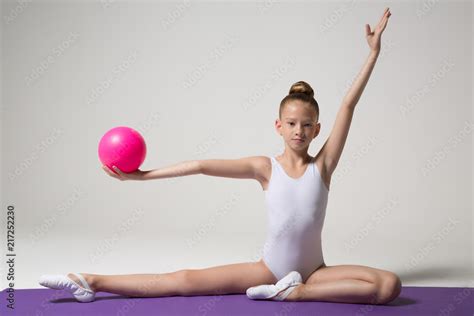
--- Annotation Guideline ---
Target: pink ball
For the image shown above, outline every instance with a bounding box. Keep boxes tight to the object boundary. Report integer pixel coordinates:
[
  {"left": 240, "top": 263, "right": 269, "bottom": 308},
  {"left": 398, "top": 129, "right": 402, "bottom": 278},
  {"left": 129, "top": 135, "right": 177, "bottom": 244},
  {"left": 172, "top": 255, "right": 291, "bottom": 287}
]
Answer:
[{"left": 98, "top": 126, "right": 147, "bottom": 174}]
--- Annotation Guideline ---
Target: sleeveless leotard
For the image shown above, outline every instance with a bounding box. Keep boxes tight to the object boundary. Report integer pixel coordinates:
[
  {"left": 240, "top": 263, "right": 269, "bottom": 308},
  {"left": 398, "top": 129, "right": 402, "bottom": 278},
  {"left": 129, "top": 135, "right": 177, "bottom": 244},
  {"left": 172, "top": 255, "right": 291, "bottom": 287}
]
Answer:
[{"left": 262, "top": 156, "right": 329, "bottom": 283}]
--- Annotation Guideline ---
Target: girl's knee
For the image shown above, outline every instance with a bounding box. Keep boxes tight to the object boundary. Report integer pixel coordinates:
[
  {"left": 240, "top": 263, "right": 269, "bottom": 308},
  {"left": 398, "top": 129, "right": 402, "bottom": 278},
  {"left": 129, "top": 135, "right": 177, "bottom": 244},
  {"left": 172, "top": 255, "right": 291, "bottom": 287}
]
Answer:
[
  {"left": 169, "top": 269, "right": 192, "bottom": 295},
  {"left": 376, "top": 272, "right": 402, "bottom": 304}
]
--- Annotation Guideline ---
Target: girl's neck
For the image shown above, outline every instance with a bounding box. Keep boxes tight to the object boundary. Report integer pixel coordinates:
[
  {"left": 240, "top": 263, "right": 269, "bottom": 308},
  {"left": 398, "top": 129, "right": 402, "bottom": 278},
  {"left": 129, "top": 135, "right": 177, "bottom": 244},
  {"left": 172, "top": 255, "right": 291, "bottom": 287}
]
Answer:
[{"left": 278, "top": 150, "right": 312, "bottom": 167}]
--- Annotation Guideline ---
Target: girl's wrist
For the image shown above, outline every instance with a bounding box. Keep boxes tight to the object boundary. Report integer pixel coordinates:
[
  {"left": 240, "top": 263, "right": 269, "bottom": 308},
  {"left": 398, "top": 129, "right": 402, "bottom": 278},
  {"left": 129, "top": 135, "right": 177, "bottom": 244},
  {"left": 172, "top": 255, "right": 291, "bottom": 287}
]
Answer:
[
  {"left": 139, "top": 171, "right": 150, "bottom": 181},
  {"left": 370, "top": 49, "right": 380, "bottom": 57}
]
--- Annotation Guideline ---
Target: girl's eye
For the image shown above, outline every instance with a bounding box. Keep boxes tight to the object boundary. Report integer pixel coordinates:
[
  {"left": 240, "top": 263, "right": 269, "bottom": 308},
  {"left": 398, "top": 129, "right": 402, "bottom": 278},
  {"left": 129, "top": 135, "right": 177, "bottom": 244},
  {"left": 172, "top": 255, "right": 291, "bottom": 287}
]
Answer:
[{"left": 288, "top": 123, "right": 311, "bottom": 127}]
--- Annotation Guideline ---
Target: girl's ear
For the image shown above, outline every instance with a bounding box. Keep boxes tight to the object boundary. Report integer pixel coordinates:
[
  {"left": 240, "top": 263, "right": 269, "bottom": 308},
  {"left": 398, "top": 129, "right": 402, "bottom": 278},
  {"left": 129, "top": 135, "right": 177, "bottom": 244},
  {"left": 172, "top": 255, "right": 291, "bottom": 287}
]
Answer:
[{"left": 275, "top": 119, "right": 282, "bottom": 132}]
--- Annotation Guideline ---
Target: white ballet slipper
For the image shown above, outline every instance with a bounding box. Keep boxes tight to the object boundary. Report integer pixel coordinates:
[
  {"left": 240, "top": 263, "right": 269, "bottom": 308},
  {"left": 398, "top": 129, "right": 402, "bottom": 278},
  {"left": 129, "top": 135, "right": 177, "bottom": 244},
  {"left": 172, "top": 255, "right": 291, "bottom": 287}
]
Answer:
[
  {"left": 275, "top": 270, "right": 303, "bottom": 287},
  {"left": 246, "top": 271, "right": 302, "bottom": 301},
  {"left": 39, "top": 273, "right": 96, "bottom": 303}
]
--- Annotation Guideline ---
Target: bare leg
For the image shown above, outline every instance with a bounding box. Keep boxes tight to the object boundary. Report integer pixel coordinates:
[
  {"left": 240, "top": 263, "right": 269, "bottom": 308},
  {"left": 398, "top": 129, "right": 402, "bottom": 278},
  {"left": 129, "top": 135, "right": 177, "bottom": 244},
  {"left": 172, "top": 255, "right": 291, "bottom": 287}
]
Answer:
[
  {"left": 288, "top": 264, "right": 402, "bottom": 304},
  {"left": 78, "top": 272, "right": 186, "bottom": 297},
  {"left": 288, "top": 279, "right": 379, "bottom": 304},
  {"left": 69, "top": 259, "right": 277, "bottom": 298}
]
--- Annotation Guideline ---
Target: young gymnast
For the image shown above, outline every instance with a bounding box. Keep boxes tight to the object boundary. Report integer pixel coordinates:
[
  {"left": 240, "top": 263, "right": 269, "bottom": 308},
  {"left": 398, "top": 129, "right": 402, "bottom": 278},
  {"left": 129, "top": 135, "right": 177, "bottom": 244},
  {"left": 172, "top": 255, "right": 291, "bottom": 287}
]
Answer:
[{"left": 39, "top": 7, "right": 401, "bottom": 305}]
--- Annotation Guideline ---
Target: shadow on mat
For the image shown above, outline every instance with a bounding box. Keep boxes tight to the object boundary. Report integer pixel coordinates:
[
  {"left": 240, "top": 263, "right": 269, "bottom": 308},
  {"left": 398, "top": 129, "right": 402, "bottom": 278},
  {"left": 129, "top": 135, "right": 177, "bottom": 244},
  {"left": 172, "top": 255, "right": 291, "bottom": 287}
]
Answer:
[
  {"left": 49, "top": 294, "right": 417, "bottom": 306},
  {"left": 387, "top": 296, "right": 416, "bottom": 306},
  {"left": 50, "top": 295, "right": 147, "bottom": 303}
]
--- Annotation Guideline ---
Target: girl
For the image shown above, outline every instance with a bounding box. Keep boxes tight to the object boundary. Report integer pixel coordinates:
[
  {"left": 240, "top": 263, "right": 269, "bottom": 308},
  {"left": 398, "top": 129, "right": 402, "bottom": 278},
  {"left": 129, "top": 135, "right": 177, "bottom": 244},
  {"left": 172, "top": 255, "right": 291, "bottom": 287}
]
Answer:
[{"left": 40, "top": 7, "right": 401, "bottom": 305}]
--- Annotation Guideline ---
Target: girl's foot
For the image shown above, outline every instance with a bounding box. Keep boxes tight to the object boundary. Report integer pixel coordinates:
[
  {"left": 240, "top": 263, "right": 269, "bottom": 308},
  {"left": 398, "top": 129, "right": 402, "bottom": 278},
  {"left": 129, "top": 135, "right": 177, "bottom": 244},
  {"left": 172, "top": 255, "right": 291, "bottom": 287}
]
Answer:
[
  {"left": 39, "top": 272, "right": 96, "bottom": 303},
  {"left": 246, "top": 271, "right": 303, "bottom": 301}
]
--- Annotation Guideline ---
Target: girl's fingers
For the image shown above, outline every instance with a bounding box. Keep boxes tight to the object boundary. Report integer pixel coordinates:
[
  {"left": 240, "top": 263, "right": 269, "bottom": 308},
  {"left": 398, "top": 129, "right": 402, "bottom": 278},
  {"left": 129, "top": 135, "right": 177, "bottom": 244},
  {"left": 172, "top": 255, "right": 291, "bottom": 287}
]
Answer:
[
  {"left": 103, "top": 165, "right": 120, "bottom": 178},
  {"left": 378, "top": 9, "right": 387, "bottom": 23},
  {"left": 376, "top": 9, "right": 390, "bottom": 33},
  {"left": 102, "top": 165, "right": 112, "bottom": 174},
  {"left": 379, "top": 18, "right": 386, "bottom": 31},
  {"left": 381, "top": 11, "right": 390, "bottom": 30},
  {"left": 379, "top": 8, "right": 390, "bottom": 26},
  {"left": 112, "top": 166, "right": 126, "bottom": 179}
]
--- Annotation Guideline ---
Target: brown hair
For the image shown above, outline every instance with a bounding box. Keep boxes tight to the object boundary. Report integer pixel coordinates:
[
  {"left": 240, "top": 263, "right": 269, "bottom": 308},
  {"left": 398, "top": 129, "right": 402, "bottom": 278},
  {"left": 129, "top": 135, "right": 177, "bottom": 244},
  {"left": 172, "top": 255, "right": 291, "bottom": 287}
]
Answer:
[{"left": 279, "top": 81, "right": 319, "bottom": 120}]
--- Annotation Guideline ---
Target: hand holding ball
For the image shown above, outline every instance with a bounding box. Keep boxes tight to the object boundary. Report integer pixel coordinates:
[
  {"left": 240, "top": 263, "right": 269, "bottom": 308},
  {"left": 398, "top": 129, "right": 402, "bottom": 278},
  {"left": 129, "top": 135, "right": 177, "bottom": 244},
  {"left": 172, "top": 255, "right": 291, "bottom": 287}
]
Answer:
[{"left": 98, "top": 126, "right": 147, "bottom": 176}]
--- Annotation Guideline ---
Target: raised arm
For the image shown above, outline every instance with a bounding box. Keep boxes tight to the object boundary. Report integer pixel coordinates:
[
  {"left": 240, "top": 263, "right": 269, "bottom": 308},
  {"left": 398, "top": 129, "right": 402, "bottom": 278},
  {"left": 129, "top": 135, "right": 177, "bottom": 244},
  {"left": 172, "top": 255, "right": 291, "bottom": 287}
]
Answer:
[{"left": 319, "top": 8, "right": 391, "bottom": 176}]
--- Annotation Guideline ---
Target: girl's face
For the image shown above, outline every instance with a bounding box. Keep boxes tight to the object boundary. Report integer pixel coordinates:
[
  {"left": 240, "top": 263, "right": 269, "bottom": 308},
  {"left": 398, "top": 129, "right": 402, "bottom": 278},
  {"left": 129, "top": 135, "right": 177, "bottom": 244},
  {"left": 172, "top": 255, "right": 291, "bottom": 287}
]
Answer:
[{"left": 275, "top": 101, "right": 320, "bottom": 150}]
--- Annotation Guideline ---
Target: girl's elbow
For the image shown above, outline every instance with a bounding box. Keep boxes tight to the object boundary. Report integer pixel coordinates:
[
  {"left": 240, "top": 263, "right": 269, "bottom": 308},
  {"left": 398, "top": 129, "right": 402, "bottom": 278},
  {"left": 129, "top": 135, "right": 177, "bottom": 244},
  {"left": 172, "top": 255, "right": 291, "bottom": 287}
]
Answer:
[{"left": 195, "top": 160, "right": 204, "bottom": 174}]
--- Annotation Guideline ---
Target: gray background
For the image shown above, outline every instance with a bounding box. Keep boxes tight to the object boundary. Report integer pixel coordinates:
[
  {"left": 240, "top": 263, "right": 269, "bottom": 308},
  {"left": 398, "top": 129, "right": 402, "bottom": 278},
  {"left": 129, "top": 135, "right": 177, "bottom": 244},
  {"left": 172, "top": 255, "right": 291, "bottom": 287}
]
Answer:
[{"left": 1, "top": 0, "right": 472, "bottom": 289}]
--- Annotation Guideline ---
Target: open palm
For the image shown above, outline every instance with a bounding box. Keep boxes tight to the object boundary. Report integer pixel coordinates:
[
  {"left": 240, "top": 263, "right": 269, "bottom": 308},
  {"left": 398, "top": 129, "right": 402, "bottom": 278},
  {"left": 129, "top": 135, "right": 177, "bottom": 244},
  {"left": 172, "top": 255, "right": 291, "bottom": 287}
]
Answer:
[
  {"left": 102, "top": 165, "right": 146, "bottom": 181},
  {"left": 366, "top": 7, "right": 391, "bottom": 53}
]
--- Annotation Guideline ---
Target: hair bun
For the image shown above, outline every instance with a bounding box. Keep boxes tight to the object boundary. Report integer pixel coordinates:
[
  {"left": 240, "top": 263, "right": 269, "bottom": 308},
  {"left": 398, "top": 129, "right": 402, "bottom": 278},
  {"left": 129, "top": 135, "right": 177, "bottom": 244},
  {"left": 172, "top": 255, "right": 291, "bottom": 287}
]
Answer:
[{"left": 289, "top": 81, "right": 315, "bottom": 98}]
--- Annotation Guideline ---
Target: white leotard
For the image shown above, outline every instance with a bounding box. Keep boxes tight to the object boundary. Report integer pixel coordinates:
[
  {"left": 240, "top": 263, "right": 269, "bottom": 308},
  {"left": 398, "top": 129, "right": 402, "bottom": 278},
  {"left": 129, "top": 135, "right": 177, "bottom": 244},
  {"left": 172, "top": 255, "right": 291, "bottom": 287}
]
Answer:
[{"left": 262, "top": 156, "right": 329, "bottom": 282}]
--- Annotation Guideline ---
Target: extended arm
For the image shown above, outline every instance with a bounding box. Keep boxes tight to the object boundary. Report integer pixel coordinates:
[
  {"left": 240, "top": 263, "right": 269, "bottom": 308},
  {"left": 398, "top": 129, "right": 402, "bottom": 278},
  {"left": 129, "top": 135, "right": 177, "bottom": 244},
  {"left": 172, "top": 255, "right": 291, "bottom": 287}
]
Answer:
[
  {"left": 143, "top": 157, "right": 264, "bottom": 180},
  {"left": 102, "top": 161, "right": 200, "bottom": 181},
  {"left": 142, "top": 160, "right": 201, "bottom": 180},
  {"left": 319, "top": 8, "right": 391, "bottom": 176},
  {"left": 103, "top": 156, "right": 268, "bottom": 183}
]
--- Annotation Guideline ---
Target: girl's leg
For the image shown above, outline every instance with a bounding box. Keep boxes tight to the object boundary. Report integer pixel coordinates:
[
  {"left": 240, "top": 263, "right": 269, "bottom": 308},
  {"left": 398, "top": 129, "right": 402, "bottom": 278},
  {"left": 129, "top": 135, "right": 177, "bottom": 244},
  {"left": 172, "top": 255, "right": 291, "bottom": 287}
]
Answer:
[
  {"left": 287, "top": 264, "right": 402, "bottom": 304},
  {"left": 70, "top": 259, "right": 277, "bottom": 298},
  {"left": 289, "top": 279, "right": 380, "bottom": 303}
]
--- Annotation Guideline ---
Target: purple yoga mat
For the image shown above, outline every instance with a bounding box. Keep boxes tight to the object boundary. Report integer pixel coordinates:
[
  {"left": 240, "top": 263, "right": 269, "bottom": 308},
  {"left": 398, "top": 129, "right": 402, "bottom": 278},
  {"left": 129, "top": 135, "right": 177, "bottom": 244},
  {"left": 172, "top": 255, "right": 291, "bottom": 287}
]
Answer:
[{"left": 1, "top": 286, "right": 473, "bottom": 315}]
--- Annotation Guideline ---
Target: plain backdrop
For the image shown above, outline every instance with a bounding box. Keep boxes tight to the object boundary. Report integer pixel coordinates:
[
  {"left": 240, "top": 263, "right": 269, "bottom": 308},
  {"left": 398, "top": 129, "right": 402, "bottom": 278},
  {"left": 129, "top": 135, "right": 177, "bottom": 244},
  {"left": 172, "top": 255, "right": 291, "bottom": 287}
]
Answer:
[{"left": 1, "top": 0, "right": 472, "bottom": 289}]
